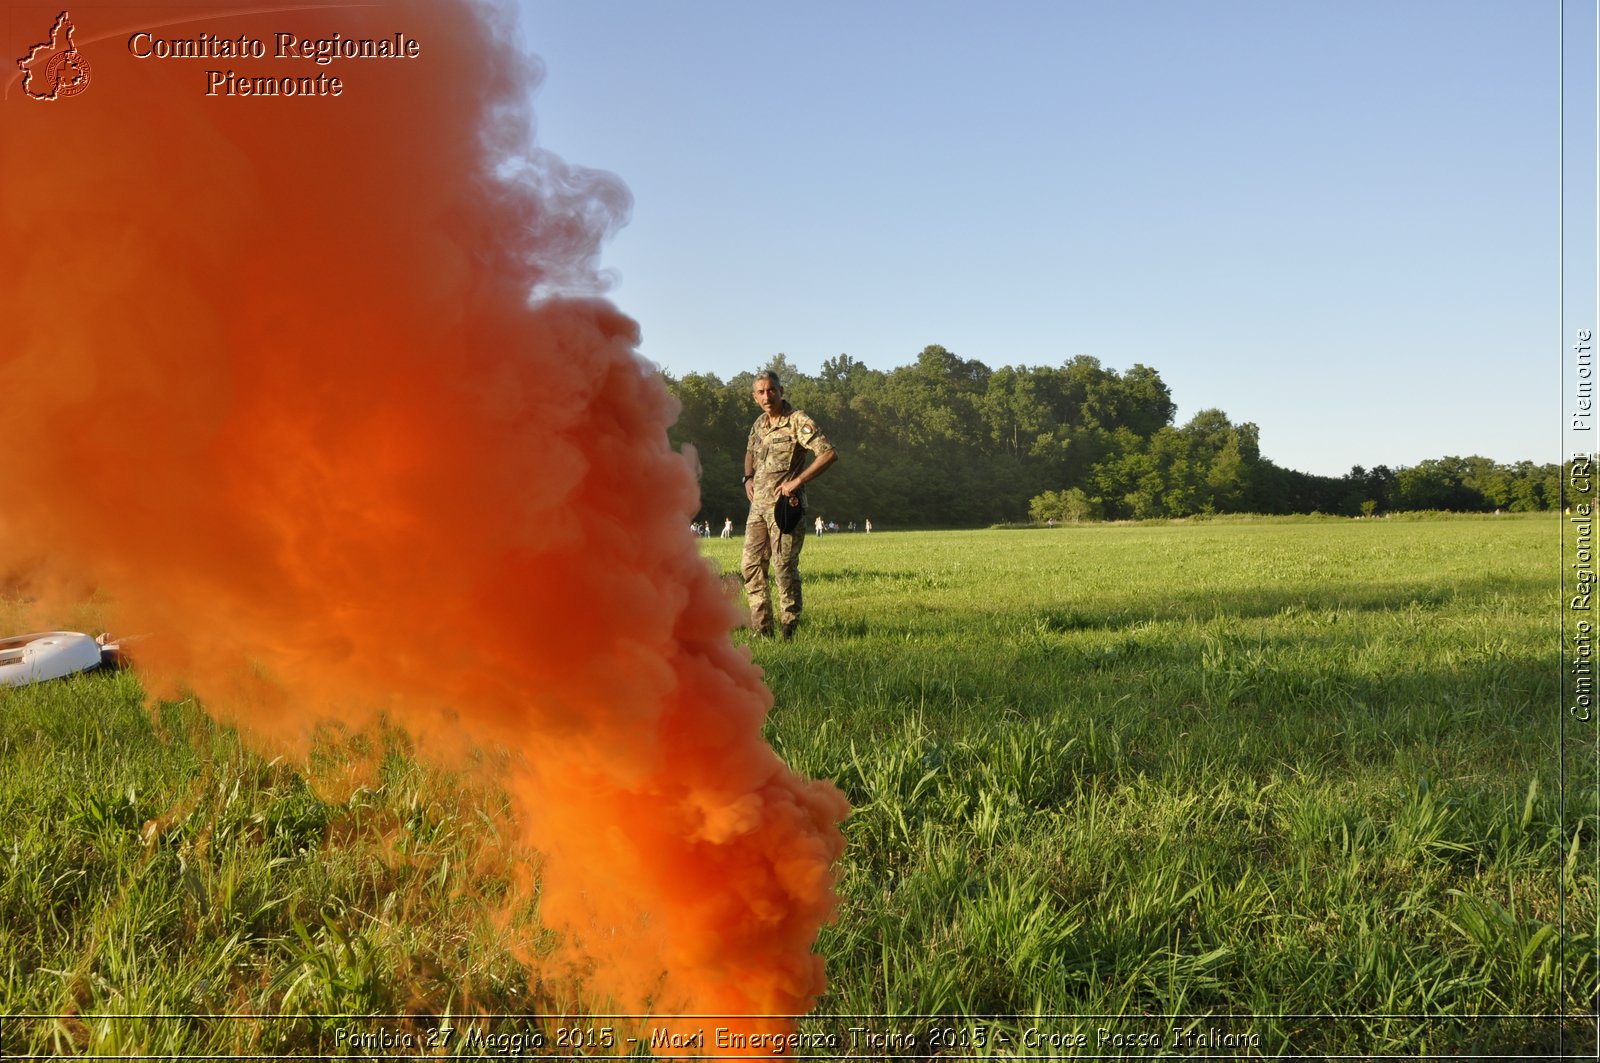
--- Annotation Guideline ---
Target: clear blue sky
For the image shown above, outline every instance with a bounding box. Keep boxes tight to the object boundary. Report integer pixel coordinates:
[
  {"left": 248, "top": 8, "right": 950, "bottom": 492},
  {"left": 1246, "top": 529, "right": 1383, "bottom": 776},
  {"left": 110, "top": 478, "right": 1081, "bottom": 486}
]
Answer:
[{"left": 515, "top": 1, "right": 1562, "bottom": 478}]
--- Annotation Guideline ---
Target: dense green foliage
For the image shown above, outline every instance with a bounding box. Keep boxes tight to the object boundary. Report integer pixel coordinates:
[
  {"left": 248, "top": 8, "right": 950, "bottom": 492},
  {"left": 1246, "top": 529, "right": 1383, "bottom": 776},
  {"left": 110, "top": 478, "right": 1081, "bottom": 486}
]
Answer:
[
  {"left": 664, "top": 349, "right": 1562, "bottom": 529},
  {"left": 1, "top": 515, "right": 1589, "bottom": 1058}
]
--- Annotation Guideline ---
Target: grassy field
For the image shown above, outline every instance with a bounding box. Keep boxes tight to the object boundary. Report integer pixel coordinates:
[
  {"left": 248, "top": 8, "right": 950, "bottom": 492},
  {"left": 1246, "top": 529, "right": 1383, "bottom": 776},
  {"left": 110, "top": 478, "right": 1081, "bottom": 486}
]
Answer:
[{"left": 1, "top": 513, "right": 1593, "bottom": 1058}]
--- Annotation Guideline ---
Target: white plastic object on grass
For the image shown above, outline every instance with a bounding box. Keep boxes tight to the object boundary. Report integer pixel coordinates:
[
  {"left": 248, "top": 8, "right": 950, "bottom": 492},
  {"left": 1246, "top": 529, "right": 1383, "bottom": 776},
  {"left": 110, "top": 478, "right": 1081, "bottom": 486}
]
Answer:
[{"left": 0, "top": 631, "right": 119, "bottom": 687}]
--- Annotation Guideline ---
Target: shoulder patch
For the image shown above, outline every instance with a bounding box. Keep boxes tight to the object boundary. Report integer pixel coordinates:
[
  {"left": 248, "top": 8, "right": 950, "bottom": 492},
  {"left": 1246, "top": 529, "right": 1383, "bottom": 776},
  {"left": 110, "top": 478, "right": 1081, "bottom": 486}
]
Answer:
[{"left": 800, "top": 424, "right": 814, "bottom": 439}]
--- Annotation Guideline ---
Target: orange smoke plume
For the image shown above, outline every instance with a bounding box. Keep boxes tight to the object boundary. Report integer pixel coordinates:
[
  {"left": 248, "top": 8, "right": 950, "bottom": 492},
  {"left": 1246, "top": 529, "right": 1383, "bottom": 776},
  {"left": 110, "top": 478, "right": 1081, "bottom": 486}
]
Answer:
[{"left": 1, "top": 0, "right": 847, "bottom": 1034}]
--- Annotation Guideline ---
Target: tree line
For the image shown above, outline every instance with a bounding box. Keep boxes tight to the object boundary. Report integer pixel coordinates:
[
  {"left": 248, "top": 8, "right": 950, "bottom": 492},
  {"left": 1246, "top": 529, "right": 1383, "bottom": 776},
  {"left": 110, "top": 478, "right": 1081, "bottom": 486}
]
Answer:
[{"left": 663, "top": 346, "right": 1563, "bottom": 528}]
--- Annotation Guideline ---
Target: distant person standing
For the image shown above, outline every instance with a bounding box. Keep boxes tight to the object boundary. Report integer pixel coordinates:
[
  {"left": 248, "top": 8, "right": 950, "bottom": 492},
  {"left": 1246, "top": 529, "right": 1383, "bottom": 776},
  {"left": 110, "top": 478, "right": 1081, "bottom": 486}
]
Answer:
[
  {"left": 721, "top": 517, "right": 733, "bottom": 539},
  {"left": 814, "top": 515, "right": 825, "bottom": 537},
  {"left": 742, "top": 370, "right": 837, "bottom": 639},
  {"left": 864, "top": 518, "right": 873, "bottom": 533}
]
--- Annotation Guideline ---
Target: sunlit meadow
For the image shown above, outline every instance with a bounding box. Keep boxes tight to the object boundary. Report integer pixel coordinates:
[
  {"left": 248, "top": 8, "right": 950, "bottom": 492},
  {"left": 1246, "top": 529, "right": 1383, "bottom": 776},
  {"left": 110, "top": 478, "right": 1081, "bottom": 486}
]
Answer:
[{"left": 1, "top": 513, "right": 1591, "bottom": 1058}]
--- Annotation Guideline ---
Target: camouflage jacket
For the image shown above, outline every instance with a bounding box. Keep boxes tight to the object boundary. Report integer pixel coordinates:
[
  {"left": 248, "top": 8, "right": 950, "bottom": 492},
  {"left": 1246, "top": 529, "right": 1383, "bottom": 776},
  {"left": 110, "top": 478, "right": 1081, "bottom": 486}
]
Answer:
[{"left": 746, "top": 403, "right": 834, "bottom": 510}]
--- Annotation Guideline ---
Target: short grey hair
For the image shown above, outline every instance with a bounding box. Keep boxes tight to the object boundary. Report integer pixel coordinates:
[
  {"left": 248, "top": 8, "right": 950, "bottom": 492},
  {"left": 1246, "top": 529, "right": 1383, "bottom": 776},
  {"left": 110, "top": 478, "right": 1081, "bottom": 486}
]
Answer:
[{"left": 753, "top": 369, "right": 782, "bottom": 389}]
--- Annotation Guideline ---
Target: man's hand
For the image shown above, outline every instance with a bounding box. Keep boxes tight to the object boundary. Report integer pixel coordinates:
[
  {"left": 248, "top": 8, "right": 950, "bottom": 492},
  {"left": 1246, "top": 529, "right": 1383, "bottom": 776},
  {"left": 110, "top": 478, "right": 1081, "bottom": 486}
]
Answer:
[{"left": 744, "top": 478, "right": 755, "bottom": 502}]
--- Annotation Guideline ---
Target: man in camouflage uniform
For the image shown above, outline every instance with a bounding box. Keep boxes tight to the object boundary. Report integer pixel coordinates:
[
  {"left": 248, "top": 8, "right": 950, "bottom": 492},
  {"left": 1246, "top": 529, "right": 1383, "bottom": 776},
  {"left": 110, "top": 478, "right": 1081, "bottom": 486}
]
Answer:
[{"left": 742, "top": 370, "right": 837, "bottom": 639}]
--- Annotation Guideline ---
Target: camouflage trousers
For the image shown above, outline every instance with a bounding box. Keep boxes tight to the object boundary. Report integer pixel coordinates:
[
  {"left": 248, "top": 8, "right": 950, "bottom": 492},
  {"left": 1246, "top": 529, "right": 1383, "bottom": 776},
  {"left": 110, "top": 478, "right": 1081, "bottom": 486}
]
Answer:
[{"left": 742, "top": 506, "right": 806, "bottom": 633}]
